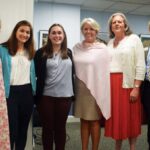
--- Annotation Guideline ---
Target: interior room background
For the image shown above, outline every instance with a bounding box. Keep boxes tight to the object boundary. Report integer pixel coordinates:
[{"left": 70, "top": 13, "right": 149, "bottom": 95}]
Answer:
[
  {"left": 0, "top": 0, "right": 150, "bottom": 49},
  {"left": 0, "top": 1, "right": 150, "bottom": 150},
  {"left": 34, "top": 2, "right": 150, "bottom": 49}
]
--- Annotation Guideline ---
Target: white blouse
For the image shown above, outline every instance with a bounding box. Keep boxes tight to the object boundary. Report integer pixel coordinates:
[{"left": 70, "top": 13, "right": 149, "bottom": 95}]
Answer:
[
  {"left": 10, "top": 51, "right": 31, "bottom": 85},
  {"left": 108, "top": 34, "right": 145, "bottom": 88}
]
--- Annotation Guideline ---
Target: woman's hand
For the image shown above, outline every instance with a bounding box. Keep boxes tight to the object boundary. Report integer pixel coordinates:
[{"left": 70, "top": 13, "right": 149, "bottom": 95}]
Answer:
[{"left": 130, "top": 87, "right": 140, "bottom": 103}]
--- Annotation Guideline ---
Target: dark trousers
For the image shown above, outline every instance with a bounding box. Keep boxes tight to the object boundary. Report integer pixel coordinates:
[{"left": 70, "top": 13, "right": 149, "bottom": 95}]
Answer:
[
  {"left": 37, "top": 96, "right": 72, "bottom": 150},
  {"left": 6, "top": 84, "right": 34, "bottom": 150},
  {"left": 142, "top": 80, "right": 150, "bottom": 149}
]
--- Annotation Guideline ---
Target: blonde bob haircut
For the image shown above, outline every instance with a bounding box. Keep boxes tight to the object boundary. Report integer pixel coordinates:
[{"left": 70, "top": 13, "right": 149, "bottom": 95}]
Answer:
[
  {"left": 81, "top": 18, "right": 100, "bottom": 33},
  {"left": 108, "top": 12, "right": 132, "bottom": 38}
]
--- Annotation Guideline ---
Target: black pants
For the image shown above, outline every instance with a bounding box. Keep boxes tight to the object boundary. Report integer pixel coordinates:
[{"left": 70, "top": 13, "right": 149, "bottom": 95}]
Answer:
[
  {"left": 7, "top": 84, "right": 34, "bottom": 150},
  {"left": 37, "top": 96, "right": 72, "bottom": 150},
  {"left": 142, "top": 80, "right": 150, "bottom": 149}
]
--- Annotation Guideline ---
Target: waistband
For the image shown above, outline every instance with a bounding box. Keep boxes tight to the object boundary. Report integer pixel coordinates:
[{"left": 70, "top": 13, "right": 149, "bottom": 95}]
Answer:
[{"left": 10, "top": 84, "right": 31, "bottom": 91}]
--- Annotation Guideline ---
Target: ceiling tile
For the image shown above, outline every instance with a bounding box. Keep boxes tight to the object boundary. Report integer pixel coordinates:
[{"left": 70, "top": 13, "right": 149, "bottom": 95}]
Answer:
[
  {"left": 36, "top": 0, "right": 53, "bottom": 2},
  {"left": 110, "top": 2, "right": 141, "bottom": 11},
  {"left": 135, "top": 5, "right": 150, "bottom": 12},
  {"left": 130, "top": 11, "right": 150, "bottom": 16},
  {"left": 82, "top": 0, "right": 115, "bottom": 9},
  {"left": 35, "top": 0, "right": 150, "bottom": 15},
  {"left": 103, "top": 9, "right": 129, "bottom": 14},
  {"left": 108, "top": 0, "right": 150, "bottom": 4},
  {"left": 54, "top": 0, "right": 85, "bottom": 5}
]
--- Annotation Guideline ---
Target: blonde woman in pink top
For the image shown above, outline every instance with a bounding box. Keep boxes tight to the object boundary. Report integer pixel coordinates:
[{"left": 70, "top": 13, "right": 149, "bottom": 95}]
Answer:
[{"left": 73, "top": 18, "right": 111, "bottom": 150}]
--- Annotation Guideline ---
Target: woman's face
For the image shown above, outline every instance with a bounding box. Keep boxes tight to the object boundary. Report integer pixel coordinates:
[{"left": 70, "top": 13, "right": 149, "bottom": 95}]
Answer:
[
  {"left": 49, "top": 26, "right": 65, "bottom": 46},
  {"left": 16, "top": 25, "right": 31, "bottom": 44},
  {"left": 111, "top": 15, "right": 126, "bottom": 36},
  {"left": 82, "top": 23, "right": 97, "bottom": 43}
]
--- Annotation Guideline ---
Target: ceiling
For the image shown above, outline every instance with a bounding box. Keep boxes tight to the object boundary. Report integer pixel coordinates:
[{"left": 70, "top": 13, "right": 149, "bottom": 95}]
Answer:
[{"left": 35, "top": 0, "right": 150, "bottom": 16}]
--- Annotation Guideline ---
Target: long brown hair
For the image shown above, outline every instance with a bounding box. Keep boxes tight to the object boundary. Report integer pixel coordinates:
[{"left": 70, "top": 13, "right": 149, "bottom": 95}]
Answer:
[
  {"left": 108, "top": 12, "right": 132, "bottom": 38},
  {"left": 2, "top": 20, "right": 35, "bottom": 60},
  {"left": 42, "top": 23, "right": 68, "bottom": 59}
]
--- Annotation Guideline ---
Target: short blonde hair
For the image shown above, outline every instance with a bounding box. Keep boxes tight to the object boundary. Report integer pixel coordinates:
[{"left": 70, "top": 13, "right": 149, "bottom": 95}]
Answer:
[{"left": 81, "top": 18, "right": 100, "bottom": 33}]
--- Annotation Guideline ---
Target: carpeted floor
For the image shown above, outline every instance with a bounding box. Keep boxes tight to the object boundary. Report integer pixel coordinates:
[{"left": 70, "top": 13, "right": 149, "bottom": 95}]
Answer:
[{"left": 33, "top": 122, "right": 148, "bottom": 150}]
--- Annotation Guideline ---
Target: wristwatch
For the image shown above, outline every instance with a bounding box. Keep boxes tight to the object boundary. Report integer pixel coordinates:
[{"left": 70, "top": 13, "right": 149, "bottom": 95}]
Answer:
[{"left": 134, "top": 84, "right": 140, "bottom": 88}]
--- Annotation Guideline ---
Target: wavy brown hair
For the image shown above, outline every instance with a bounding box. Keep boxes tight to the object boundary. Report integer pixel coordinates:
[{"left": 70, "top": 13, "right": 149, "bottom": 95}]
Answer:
[
  {"left": 108, "top": 12, "right": 132, "bottom": 38},
  {"left": 2, "top": 20, "right": 35, "bottom": 60},
  {"left": 42, "top": 23, "right": 68, "bottom": 59}
]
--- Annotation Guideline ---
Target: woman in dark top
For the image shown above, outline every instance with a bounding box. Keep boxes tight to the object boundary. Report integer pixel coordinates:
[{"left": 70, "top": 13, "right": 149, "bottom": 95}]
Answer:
[{"left": 34, "top": 23, "right": 74, "bottom": 150}]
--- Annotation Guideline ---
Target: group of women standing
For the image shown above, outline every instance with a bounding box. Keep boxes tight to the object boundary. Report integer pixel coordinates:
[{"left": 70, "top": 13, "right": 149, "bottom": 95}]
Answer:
[
  {"left": 73, "top": 13, "right": 145, "bottom": 150},
  {"left": 0, "top": 12, "right": 148, "bottom": 150}
]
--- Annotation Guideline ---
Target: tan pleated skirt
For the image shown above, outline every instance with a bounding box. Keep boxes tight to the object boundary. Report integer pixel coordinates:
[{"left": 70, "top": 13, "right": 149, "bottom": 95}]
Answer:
[{"left": 73, "top": 78, "right": 100, "bottom": 120}]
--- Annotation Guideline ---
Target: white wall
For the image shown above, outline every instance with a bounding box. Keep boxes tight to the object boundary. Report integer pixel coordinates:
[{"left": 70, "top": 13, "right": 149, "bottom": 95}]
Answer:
[
  {"left": 34, "top": 2, "right": 81, "bottom": 49},
  {"left": 0, "top": 0, "right": 34, "bottom": 43}
]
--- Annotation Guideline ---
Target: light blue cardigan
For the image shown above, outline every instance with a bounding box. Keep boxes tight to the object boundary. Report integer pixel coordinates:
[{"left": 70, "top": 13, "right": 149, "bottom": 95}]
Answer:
[{"left": 0, "top": 45, "right": 36, "bottom": 98}]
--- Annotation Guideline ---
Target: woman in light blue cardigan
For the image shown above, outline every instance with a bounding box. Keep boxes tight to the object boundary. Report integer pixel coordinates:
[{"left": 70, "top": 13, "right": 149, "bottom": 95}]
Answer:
[{"left": 0, "top": 20, "right": 36, "bottom": 150}]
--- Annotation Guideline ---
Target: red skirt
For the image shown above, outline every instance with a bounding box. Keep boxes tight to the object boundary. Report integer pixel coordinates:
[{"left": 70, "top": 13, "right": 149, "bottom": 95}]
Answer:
[{"left": 105, "top": 73, "right": 141, "bottom": 140}]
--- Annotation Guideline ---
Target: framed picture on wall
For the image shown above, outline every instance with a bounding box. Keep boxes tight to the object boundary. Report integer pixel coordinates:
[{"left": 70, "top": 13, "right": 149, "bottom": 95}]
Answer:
[
  {"left": 39, "top": 30, "right": 48, "bottom": 48},
  {"left": 139, "top": 34, "right": 150, "bottom": 48}
]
